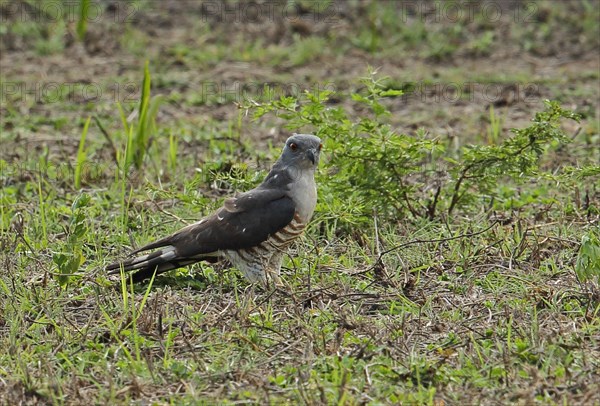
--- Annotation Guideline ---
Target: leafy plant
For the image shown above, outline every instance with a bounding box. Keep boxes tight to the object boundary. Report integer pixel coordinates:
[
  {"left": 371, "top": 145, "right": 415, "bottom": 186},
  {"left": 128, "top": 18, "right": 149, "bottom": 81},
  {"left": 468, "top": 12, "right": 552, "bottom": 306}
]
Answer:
[
  {"left": 575, "top": 230, "right": 600, "bottom": 286},
  {"left": 95, "top": 62, "right": 165, "bottom": 175},
  {"left": 469, "top": 30, "right": 495, "bottom": 56},
  {"left": 446, "top": 101, "right": 580, "bottom": 215},
  {"left": 290, "top": 35, "right": 327, "bottom": 67},
  {"left": 245, "top": 69, "right": 440, "bottom": 224},
  {"left": 74, "top": 116, "right": 91, "bottom": 189},
  {"left": 244, "top": 71, "right": 579, "bottom": 225},
  {"left": 77, "top": 0, "right": 91, "bottom": 41},
  {"left": 168, "top": 131, "right": 178, "bottom": 173},
  {"left": 52, "top": 193, "right": 90, "bottom": 287},
  {"left": 486, "top": 105, "right": 503, "bottom": 145},
  {"left": 117, "top": 61, "right": 164, "bottom": 172},
  {"left": 133, "top": 61, "right": 164, "bottom": 169}
]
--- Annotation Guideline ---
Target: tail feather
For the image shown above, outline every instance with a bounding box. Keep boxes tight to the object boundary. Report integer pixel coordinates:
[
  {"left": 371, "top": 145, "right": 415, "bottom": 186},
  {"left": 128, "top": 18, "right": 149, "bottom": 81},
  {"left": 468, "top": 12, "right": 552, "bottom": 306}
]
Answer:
[
  {"left": 106, "top": 246, "right": 192, "bottom": 282},
  {"left": 106, "top": 246, "right": 175, "bottom": 272},
  {"left": 106, "top": 239, "right": 223, "bottom": 282}
]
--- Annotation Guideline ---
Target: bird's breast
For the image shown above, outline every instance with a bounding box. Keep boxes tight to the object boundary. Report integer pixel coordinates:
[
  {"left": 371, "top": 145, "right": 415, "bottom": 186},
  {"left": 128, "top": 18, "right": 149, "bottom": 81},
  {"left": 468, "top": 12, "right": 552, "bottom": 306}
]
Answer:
[{"left": 287, "top": 170, "right": 317, "bottom": 224}]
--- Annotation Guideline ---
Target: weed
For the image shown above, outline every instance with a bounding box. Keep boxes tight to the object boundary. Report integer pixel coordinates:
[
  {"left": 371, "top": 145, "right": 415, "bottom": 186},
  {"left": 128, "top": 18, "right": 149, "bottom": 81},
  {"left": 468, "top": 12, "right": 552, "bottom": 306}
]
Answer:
[
  {"left": 446, "top": 100, "right": 580, "bottom": 215},
  {"left": 468, "top": 30, "right": 495, "bottom": 56},
  {"left": 76, "top": 0, "right": 90, "bottom": 41},
  {"left": 52, "top": 193, "right": 90, "bottom": 287},
  {"left": 74, "top": 116, "right": 91, "bottom": 189},
  {"left": 575, "top": 230, "right": 600, "bottom": 287},
  {"left": 96, "top": 62, "right": 165, "bottom": 175},
  {"left": 289, "top": 35, "right": 327, "bottom": 67}
]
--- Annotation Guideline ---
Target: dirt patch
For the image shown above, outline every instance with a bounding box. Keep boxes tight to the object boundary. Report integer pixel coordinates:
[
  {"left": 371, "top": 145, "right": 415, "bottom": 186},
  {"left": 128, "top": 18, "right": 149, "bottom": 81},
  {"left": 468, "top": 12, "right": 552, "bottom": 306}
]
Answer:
[{"left": 1, "top": 1, "right": 597, "bottom": 155}]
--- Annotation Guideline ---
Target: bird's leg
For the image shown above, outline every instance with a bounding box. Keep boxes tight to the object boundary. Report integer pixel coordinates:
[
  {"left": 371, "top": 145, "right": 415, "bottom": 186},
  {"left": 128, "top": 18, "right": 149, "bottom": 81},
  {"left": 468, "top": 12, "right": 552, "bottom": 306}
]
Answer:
[
  {"left": 264, "top": 252, "right": 285, "bottom": 288},
  {"left": 264, "top": 270, "right": 283, "bottom": 289}
]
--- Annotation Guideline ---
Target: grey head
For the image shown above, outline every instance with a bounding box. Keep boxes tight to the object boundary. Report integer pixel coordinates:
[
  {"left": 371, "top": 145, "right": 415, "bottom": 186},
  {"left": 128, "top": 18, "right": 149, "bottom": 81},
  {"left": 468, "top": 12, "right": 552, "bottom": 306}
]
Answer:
[
  {"left": 278, "top": 133, "right": 322, "bottom": 170},
  {"left": 262, "top": 133, "right": 322, "bottom": 187}
]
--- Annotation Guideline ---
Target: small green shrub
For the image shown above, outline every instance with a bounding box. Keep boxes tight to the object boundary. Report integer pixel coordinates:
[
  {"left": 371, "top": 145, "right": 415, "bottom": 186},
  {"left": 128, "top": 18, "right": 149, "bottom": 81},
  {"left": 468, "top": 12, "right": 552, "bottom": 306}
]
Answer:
[
  {"left": 575, "top": 230, "right": 600, "bottom": 287},
  {"left": 52, "top": 193, "right": 90, "bottom": 287},
  {"left": 243, "top": 71, "right": 581, "bottom": 227},
  {"left": 245, "top": 71, "right": 441, "bottom": 224},
  {"left": 445, "top": 100, "right": 580, "bottom": 215},
  {"left": 95, "top": 61, "right": 164, "bottom": 175}
]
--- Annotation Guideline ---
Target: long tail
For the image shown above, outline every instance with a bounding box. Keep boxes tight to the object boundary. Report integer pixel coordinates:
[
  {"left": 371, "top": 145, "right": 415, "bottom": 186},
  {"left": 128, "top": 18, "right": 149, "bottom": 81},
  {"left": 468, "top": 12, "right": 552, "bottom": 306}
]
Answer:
[{"left": 105, "top": 246, "right": 200, "bottom": 283}]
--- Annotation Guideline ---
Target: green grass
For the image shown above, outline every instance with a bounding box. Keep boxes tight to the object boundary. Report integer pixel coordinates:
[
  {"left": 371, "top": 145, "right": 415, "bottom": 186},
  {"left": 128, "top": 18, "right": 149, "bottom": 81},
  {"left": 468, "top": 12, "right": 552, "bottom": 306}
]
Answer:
[
  {"left": 1, "top": 0, "right": 599, "bottom": 404},
  {"left": 2, "top": 107, "right": 598, "bottom": 403}
]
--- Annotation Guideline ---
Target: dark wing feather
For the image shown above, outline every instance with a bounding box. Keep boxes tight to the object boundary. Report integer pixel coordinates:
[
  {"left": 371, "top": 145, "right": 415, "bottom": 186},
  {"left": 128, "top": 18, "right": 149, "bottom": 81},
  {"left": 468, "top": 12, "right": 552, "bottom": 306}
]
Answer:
[
  {"left": 105, "top": 188, "right": 295, "bottom": 280},
  {"left": 169, "top": 188, "right": 295, "bottom": 256}
]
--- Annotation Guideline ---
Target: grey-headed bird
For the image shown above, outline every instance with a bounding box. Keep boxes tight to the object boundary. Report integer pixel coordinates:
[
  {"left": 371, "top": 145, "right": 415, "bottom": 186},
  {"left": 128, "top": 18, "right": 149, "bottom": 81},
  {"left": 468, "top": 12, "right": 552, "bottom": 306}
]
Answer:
[{"left": 106, "top": 134, "right": 322, "bottom": 286}]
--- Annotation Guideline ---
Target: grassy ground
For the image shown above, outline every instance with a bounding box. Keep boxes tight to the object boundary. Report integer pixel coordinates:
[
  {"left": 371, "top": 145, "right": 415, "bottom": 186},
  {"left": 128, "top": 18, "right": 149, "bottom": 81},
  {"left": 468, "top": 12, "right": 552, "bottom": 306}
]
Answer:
[{"left": 1, "top": 0, "right": 599, "bottom": 404}]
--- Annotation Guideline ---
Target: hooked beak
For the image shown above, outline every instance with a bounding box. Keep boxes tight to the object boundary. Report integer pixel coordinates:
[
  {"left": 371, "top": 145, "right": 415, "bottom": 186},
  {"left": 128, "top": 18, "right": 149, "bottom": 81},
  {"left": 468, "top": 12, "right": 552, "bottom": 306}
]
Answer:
[{"left": 306, "top": 148, "right": 317, "bottom": 164}]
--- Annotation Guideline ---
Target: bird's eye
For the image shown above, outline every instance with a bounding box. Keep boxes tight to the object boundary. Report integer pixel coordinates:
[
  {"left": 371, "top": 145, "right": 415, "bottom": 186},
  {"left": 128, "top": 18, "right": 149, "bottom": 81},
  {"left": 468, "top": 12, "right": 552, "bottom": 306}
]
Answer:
[
  {"left": 289, "top": 142, "right": 298, "bottom": 151},
  {"left": 318, "top": 143, "right": 323, "bottom": 151}
]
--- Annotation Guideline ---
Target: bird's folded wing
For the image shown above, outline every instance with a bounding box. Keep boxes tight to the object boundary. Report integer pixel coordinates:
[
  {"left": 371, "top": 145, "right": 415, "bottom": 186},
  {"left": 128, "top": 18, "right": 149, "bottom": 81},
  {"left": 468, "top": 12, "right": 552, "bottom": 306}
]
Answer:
[{"left": 119, "top": 188, "right": 296, "bottom": 260}]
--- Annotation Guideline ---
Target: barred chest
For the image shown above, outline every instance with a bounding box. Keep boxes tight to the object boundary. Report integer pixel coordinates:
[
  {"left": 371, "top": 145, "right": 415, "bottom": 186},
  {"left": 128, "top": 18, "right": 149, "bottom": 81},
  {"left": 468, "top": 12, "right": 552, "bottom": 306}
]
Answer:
[{"left": 223, "top": 212, "right": 307, "bottom": 282}]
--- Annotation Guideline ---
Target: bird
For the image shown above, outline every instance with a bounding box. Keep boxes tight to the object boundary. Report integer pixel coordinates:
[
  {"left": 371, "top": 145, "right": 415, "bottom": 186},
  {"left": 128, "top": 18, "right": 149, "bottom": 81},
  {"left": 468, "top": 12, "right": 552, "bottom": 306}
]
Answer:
[{"left": 106, "top": 133, "right": 322, "bottom": 286}]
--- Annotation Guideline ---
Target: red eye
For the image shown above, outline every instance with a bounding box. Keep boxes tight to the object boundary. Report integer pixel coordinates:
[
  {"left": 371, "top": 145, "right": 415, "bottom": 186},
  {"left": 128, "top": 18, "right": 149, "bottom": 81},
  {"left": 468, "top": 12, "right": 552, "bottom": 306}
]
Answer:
[
  {"left": 318, "top": 143, "right": 323, "bottom": 151},
  {"left": 289, "top": 142, "right": 298, "bottom": 150}
]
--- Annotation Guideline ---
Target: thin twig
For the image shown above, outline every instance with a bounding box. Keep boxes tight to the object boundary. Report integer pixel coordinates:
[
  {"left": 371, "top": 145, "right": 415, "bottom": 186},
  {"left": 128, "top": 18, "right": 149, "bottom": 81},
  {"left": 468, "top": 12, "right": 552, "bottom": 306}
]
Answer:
[
  {"left": 93, "top": 115, "right": 119, "bottom": 164},
  {"left": 427, "top": 185, "right": 441, "bottom": 220},
  {"left": 373, "top": 209, "right": 382, "bottom": 259},
  {"left": 373, "top": 220, "right": 500, "bottom": 266},
  {"left": 152, "top": 201, "right": 190, "bottom": 225}
]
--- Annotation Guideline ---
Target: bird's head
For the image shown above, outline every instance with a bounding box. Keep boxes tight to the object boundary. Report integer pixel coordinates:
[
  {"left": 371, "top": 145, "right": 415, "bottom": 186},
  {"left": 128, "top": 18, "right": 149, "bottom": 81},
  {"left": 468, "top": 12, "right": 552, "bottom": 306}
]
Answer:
[{"left": 280, "top": 133, "right": 322, "bottom": 171}]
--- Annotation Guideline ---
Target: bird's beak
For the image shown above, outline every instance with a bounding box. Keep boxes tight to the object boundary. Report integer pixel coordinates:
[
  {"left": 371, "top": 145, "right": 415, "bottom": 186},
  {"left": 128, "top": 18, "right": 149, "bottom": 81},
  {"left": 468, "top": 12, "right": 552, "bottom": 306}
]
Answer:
[{"left": 306, "top": 148, "right": 317, "bottom": 164}]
